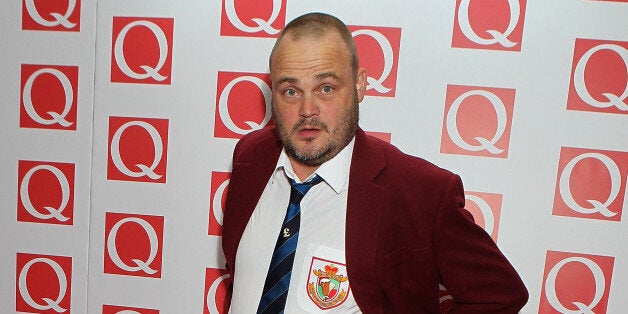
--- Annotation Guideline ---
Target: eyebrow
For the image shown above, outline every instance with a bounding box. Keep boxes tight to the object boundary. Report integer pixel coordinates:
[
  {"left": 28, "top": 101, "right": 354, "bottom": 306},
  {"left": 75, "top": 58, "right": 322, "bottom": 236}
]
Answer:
[
  {"left": 275, "top": 76, "right": 297, "bottom": 85},
  {"left": 314, "top": 72, "right": 341, "bottom": 82},
  {"left": 274, "top": 72, "right": 342, "bottom": 86}
]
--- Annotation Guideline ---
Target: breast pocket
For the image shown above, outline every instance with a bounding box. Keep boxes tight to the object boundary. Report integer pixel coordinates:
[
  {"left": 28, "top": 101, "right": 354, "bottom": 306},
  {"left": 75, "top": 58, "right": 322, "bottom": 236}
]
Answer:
[{"left": 296, "top": 244, "right": 360, "bottom": 313}]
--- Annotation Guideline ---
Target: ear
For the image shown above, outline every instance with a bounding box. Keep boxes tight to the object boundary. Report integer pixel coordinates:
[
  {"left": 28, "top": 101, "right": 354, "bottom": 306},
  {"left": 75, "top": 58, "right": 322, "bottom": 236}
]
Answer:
[{"left": 355, "top": 67, "right": 367, "bottom": 103}]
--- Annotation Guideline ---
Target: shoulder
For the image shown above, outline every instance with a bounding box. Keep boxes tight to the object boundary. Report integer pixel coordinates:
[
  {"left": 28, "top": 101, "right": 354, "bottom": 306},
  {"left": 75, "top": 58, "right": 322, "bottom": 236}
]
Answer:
[
  {"left": 235, "top": 125, "right": 276, "bottom": 148},
  {"left": 232, "top": 126, "right": 281, "bottom": 163},
  {"left": 364, "top": 134, "right": 457, "bottom": 186}
]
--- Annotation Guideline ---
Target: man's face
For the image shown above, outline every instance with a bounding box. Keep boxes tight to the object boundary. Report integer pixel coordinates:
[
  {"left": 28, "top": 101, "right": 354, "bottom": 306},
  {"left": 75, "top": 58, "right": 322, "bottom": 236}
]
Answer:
[{"left": 270, "top": 31, "right": 366, "bottom": 167}]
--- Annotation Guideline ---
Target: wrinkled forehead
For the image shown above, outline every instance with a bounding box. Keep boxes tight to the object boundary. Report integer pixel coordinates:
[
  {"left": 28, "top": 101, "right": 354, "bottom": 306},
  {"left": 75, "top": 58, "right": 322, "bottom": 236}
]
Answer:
[{"left": 270, "top": 31, "right": 352, "bottom": 72}]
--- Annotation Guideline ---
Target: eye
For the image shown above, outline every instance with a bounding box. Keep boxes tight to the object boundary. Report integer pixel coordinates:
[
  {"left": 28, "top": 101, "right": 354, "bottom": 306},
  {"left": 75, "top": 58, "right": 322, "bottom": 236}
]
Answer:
[
  {"left": 321, "top": 85, "right": 333, "bottom": 94},
  {"left": 283, "top": 88, "right": 298, "bottom": 97}
]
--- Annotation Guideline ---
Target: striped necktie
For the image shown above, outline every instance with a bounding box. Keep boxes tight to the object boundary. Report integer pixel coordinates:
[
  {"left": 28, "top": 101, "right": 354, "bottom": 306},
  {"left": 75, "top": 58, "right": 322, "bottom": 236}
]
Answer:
[{"left": 257, "top": 175, "right": 324, "bottom": 314}]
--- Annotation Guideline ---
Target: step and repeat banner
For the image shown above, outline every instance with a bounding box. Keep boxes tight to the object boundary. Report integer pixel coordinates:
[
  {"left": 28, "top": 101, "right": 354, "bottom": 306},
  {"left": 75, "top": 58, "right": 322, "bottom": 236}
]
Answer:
[{"left": 1, "top": 0, "right": 627, "bottom": 313}]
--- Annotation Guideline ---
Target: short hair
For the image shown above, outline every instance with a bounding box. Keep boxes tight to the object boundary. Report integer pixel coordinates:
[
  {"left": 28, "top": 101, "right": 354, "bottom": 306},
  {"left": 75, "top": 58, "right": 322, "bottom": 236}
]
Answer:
[{"left": 269, "top": 12, "right": 359, "bottom": 77}]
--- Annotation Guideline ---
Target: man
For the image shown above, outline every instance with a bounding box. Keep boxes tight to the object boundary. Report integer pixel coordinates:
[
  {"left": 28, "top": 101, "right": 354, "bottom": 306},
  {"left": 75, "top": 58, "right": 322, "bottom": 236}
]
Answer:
[{"left": 222, "top": 12, "right": 528, "bottom": 313}]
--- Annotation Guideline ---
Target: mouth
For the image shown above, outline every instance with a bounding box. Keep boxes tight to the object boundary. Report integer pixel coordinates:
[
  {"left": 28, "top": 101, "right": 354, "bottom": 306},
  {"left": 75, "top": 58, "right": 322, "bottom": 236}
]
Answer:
[
  {"left": 292, "top": 118, "right": 327, "bottom": 140},
  {"left": 296, "top": 127, "right": 322, "bottom": 139}
]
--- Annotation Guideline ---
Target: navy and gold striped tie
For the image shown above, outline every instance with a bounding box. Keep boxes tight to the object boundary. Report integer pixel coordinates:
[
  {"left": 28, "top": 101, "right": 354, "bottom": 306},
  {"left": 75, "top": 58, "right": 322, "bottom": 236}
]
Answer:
[{"left": 257, "top": 175, "right": 324, "bottom": 314}]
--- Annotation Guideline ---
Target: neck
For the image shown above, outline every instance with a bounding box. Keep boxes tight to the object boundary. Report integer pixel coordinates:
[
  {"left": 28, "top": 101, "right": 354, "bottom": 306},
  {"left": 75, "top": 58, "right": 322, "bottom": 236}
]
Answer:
[{"left": 289, "top": 159, "right": 319, "bottom": 182}]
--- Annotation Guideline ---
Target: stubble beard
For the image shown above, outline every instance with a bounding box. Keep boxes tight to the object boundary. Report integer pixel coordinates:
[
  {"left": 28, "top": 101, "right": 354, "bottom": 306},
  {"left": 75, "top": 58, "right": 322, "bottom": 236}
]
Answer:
[{"left": 273, "top": 91, "right": 359, "bottom": 167}]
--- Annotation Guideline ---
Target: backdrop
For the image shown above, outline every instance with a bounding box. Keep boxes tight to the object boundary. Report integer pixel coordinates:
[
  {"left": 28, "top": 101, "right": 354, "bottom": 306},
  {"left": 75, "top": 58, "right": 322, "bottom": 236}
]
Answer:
[{"left": 1, "top": 0, "right": 627, "bottom": 313}]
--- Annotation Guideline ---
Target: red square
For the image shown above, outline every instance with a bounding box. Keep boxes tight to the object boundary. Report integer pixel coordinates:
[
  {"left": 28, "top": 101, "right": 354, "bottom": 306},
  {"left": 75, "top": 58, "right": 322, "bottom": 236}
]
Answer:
[
  {"left": 552, "top": 147, "right": 627, "bottom": 221},
  {"left": 349, "top": 25, "right": 402, "bottom": 98},
  {"left": 439, "top": 284, "right": 453, "bottom": 313},
  {"left": 17, "top": 160, "right": 75, "bottom": 226},
  {"left": 22, "top": 0, "right": 81, "bottom": 31},
  {"left": 465, "top": 191, "right": 502, "bottom": 242},
  {"left": 107, "top": 116, "right": 169, "bottom": 183},
  {"left": 16, "top": 253, "right": 73, "bottom": 313},
  {"left": 220, "top": 0, "right": 286, "bottom": 38},
  {"left": 567, "top": 38, "right": 628, "bottom": 115},
  {"left": 20, "top": 64, "right": 79, "bottom": 130},
  {"left": 452, "top": 0, "right": 526, "bottom": 51},
  {"left": 209, "top": 172, "right": 231, "bottom": 236},
  {"left": 103, "top": 305, "right": 159, "bottom": 314},
  {"left": 539, "top": 251, "right": 614, "bottom": 313},
  {"left": 365, "top": 131, "right": 392, "bottom": 143},
  {"left": 111, "top": 17, "right": 174, "bottom": 84},
  {"left": 204, "top": 268, "right": 231, "bottom": 314},
  {"left": 440, "top": 84, "right": 516, "bottom": 158},
  {"left": 214, "top": 71, "right": 273, "bottom": 139},
  {"left": 103, "top": 212, "right": 165, "bottom": 278}
]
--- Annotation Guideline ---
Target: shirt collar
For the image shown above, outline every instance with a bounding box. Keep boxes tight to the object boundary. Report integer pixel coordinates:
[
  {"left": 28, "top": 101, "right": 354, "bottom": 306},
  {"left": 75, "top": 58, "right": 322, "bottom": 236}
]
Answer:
[{"left": 275, "top": 137, "right": 355, "bottom": 194}]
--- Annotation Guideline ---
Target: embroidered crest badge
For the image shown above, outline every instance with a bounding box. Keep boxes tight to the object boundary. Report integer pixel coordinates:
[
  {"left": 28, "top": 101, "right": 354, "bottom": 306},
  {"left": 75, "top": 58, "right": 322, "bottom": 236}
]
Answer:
[{"left": 306, "top": 257, "right": 350, "bottom": 309}]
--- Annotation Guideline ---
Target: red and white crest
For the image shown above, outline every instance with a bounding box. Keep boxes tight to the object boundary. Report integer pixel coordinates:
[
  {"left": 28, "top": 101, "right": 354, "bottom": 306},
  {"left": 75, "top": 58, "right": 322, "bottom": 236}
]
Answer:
[
  {"left": 452, "top": 0, "right": 526, "bottom": 51},
  {"left": 102, "top": 304, "right": 159, "bottom": 314},
  {"left": 214, "top": 71, "right": 272, "bottom": 139},
  {"left": 306, "top": 257, "right": 351, "bottom": 310},
  {"left": 208, "top": 172, "right": 230, "bottom": 236},
  {"left": 104, "top": 212, "right": 165, "bottom": 278},
  {"left": 107, "top": 116, "right": 169, "bottom": 183},
  {"left": 553, "top": 147, "right": 627, "bottom": 221},
  {"left": 111, "top": 17, "right": 174, "bottom": 84},
  {"left": 204, "top": 268, "right": 231, "bottom": 314},
  {"left": 20, "top": 64, "right": 78, "bottom": 130},
  {"left": 17, "top": 160, "right": 75, "bottom": 226},
  {"left": 16, "top": 253, "right": 72, "bottom": 313},
  {"left": 22, "top": 0, "right": 81, "bottom": 31},
  {"left": 349, "top": 25, "right": 401, "bottom": 97},
  {"left": 568, "top": 38, "right": 628, "bottom": 115},
  {"left": 440, "top": 84, "right": 516, "bottom": 158},
  {"left": 539, "top": 251, "right": 615, "bottom": 314},
  {"left": 465, "top": 191, "right": 502, "bottom": 242},
  {"left": 220, "top": 0, "right": 286, "bottom": 38}
]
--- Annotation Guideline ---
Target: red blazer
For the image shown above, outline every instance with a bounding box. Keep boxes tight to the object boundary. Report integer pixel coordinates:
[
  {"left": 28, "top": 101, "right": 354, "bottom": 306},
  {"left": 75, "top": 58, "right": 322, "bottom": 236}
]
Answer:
[{"left": 222, "top": 126, "right": 528, "bottom": 313}]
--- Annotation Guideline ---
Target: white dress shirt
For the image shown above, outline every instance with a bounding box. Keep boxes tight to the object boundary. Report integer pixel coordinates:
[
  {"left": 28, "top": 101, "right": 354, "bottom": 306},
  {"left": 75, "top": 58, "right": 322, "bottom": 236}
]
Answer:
[{"left": 230, "top": 138, "right": 361, "bottom": 313}]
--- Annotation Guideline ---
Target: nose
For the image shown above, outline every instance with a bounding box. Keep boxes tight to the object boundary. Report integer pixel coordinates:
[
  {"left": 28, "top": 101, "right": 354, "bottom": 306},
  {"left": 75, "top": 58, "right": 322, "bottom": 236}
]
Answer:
[{"left": 299, "top": 93, "right": 319, "bottom": 118}]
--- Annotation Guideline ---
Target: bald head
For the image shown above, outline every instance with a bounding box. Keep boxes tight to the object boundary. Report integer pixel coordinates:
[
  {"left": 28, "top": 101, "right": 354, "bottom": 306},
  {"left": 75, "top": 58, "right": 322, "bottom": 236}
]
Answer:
[{"left": 269, "top": 12, "right": 359, "bottom": 77}]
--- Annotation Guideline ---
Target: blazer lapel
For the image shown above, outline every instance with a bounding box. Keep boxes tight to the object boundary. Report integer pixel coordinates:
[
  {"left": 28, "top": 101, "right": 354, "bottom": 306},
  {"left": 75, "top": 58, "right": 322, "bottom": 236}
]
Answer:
[
  {"left": 231, "top": 130, "right": 282, "bottom": 227},
  {"left": 345, "top": 128, "right": 387, "bottom": 308},
  {"left": 223, "top": 128, "right": 281, "bottom": 275}
]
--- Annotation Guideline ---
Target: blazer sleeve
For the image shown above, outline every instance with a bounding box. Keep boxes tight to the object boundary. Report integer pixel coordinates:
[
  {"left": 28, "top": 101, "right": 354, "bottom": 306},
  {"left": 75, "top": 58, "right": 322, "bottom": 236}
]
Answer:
[{"left": 434, "top": 174, "right": 528, "bottom": 313}]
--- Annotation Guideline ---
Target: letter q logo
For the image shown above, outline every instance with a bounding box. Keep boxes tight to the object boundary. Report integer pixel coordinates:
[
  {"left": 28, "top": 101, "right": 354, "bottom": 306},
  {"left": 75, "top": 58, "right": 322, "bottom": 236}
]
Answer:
[
  {"left": 102, "top": 304, "right": 159, "bottom": 314},
  {"left": 20, "top": 64, "right": 78, "bottom": 130},
  {"left": 204, "top": 268, "right": 231, "bottom": 314},
  {"left": 104, "top": 212, "right": 165, "bottom": 278},
  {"left": 209, "top": 172, "right": 230, "bottom": 236},
  {"left": 465, "top": 192, "right": 502, "bottom": 242},
  {"left": 214, "top": 71, "right": 272, "bottom": 139},
  {"left": 16, "top": 253, "right": 72, "bottom": 313},
  {"left": 568, "top": 38, "right": 628, "bottom": 115},
  {"left": 539, "top": 251, "right": 614, "bottom": 314},
  {"left": 220, "top": 0, "right": 286, "bottom": 38},
  {"left": 17, "top": 160, "right": 75, "bottom": 226},
  {"left": 365, "top": 131, "right": 392, "bottom": 144},
  {"left": 111, "top": 17, "right": 174, "bottom": 84},
  {"left": 439, "top": 284, "right": 453, "bottom": 313},
  {"left": 107, "top": 116, "right": 169, "bottom": 183},
  {"left": 349, "top": 25, "right": 402, "bottom": 97},
  {"left": 553, "top": 147, "right": 627, "bottom": 222},
  {"left": 22, "top": 0, "right": 81, "bottom": 31},
  {"left": 441, "top": 84, "right": 515, "bottom": 158},
  {"left": 452, "top": 0, "right": 526, "bottom": 51}
]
